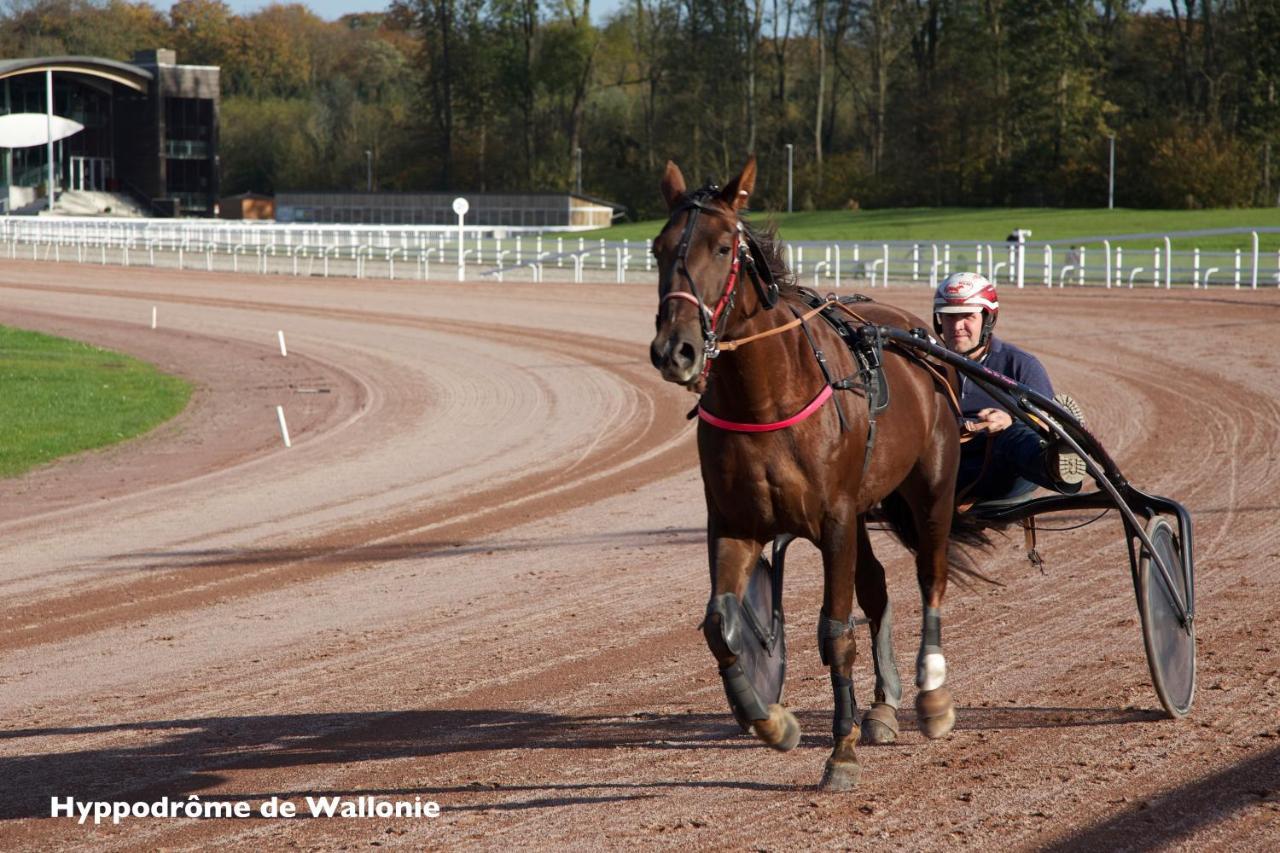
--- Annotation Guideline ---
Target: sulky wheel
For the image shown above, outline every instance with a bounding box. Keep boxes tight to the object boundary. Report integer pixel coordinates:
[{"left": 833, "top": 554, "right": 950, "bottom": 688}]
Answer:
[{"left": 1136, "top": 515, "right": 1196, "bottom": 718}]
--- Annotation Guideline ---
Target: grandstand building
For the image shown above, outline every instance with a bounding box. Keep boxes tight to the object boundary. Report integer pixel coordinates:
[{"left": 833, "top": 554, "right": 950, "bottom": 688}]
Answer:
[{"left": 0, "top": 49, "right": 219, "bottom": 216}]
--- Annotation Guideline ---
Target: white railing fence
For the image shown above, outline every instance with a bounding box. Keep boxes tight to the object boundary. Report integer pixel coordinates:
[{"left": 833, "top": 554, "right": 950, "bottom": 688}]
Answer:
[{"left": 1, "top": 217, "right": 1277, "bottom": 289}]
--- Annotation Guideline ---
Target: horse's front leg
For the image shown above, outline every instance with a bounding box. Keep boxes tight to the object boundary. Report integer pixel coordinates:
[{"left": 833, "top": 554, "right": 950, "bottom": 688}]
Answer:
[
  {"left": 702, "top": 527, "right": 800, "bottom": 752},
  {"left": 816, "top": 519, "right": 862, "bottom": 791}
]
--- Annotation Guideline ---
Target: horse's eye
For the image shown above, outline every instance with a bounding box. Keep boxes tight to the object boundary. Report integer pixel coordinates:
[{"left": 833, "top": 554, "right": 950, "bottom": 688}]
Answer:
[{"left": 718, "top": 245, "right": 732, "bottom": 256}]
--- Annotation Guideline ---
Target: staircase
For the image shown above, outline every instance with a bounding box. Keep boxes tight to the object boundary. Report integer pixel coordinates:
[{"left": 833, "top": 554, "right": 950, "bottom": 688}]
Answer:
[{"left": 45, "top": 190, "right": 149, "bottom": 217}]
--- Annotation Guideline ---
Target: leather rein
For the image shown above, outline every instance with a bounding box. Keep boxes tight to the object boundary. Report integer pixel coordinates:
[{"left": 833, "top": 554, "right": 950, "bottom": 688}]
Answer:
[
  {"left": 656, "top": 189, "right": 838, "bottom": 432},
  {"left": 655, "top": 190, "right": 963, "bottom": 435}
]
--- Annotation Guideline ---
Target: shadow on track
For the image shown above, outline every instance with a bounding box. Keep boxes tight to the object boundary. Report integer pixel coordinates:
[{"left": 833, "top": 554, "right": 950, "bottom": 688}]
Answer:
[
  {"left": 1042, "top": 745, "right": 1280, "bottom": 851},
  {"left": 1, "top": 703, "right": 1175, "bottom": 819},
  {"left": 101, "top": 528, "right": 708, "bottom": 573},
  {"left": 0, "top": 708, "right": 791, "bottom": 818}
]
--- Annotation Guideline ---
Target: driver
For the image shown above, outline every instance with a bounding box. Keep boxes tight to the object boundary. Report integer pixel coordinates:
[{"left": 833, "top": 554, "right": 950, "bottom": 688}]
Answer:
[{"left": 933, "top": 271, "right": 1087, "bottom": 503}]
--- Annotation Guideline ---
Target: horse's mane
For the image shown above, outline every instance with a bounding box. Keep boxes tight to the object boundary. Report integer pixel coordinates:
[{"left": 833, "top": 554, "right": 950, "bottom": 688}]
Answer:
[{"left": 740, "top": 218, "right": 798, "bottom": 295}]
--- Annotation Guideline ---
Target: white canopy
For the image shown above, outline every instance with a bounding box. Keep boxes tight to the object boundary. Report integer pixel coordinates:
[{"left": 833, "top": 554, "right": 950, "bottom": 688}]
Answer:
[{"left": 0, "top": 113, "right": 84, "bottom": 148}]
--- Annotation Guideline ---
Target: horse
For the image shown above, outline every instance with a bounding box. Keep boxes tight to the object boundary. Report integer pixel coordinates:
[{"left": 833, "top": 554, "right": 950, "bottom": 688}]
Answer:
[{"left": 648, "top": 156, "right": 986, "bottom": 790}]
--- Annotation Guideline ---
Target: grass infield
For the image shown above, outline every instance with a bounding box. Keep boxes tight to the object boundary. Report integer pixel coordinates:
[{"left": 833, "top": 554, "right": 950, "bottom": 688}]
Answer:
[
  {"left": 587, "top": 207, "right": 1280, "bottom": 251},
  {"left": 0, "top": 325, "right": 192, "bottom": 478}
]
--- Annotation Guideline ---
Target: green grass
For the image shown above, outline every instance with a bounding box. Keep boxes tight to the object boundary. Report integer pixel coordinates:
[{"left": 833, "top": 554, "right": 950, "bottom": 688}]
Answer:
[
  {"left": 586, "top": 206, "right": 1280, "bottom": 252},
  {"left": 0, "top": 326, "right": 192, "bottom": 478}
]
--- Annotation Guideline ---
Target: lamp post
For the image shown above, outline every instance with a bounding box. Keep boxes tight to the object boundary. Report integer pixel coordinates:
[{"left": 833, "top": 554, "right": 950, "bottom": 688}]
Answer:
[
  {"left": 785, "top": 143, "right": 794, "bottom": 213},
  {"left": 365, "top": 149, "right": 372, "bottom": 192},
  {"left": 1107, "top": 134, "right": 1115, "bottom": 210},
  {"left": 574, "top": 147, "right": 582, "bottom": 195}
]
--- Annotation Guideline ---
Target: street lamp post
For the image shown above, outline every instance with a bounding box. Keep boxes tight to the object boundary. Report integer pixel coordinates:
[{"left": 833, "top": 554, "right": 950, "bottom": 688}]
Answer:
[
  {"left": 365, "top": 149, "right": 372, "bottom": 192},
  {"left": 1107, "top": 134, "right": 1115, "bottom": 210},
  {"left": 785, "top": 143, "right": 794, "bottom": 213}
]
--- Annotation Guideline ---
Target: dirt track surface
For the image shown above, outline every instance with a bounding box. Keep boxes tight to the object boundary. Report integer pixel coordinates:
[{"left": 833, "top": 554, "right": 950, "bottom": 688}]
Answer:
[{"left": 1, "top": 261, "right": 1278, "bottom": 851}]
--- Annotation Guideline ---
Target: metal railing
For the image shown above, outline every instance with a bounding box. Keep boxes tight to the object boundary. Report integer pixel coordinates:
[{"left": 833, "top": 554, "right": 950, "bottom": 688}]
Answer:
[{"left": 1, "top": 216, "right": 1277, "bottom": 289}]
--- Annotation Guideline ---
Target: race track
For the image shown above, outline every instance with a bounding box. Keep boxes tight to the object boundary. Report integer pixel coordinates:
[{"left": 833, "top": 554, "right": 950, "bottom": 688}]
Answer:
[{"left": 1, "top": 261, "right": 1278, "bottom": 850}]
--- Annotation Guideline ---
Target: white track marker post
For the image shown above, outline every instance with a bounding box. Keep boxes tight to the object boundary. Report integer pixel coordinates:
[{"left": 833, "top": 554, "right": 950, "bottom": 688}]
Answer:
[
  {"left": 151, "top": 306, "right": 157, "bottom": 329},
  {"left": 276, "top": 405, "right": 292, "bottom": 448},
  {"left": 278, "top": 330, "right": 288, "bottom": 357}
]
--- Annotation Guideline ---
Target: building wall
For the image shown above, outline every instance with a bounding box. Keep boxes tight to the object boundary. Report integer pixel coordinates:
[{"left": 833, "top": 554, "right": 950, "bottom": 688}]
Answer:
[{"left": 276, "top": 192, "right": 615, "bottom": 229}]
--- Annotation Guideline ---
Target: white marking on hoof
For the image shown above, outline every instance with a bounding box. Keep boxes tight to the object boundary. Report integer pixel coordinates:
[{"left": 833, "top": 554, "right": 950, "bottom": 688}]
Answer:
[{"left": 919, "top": 652, "right": 947, "bottom": 692}]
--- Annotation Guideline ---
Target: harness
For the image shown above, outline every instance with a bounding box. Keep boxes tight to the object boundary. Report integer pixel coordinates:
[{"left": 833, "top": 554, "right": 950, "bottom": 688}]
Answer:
[{"left": 656, "top": 189, "right": 958, "bottom": 474}]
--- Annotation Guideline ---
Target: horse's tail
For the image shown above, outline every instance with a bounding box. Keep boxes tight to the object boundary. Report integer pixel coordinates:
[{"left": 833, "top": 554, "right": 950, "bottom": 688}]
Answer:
[{"left": 876, "top": 492, "right": 999, "bottom": 587}]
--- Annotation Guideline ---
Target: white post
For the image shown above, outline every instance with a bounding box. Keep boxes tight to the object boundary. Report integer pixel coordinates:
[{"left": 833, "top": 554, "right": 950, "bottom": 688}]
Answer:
[
  {"left": 1164, "top": 236, "right": 1172, "bottom": 288},
  {"left": 453, "top": 197, "right": 469, "bottom": 282},
  {"left": 1193, "top": 248, "right": 1200, "bottom": 288},
  {"left": 1103, "top": 239, "right": 1111, "bottom": 288},
  {"left": 1078, "top": 247, "right": 1086, "bottom": 285},
  {"left": 46, "top": 69, "right": 54, "bottom": 212},
  {"left": 151, "top": 306, "right": 157, "bottom": 329},
  {"left": 1116, "top": 246, "right": 1123, "bottom": 286},
  {"left": 276, "top": 406, "right": 292, "bottom": 448},
  {"left": 1043, "top": 245, "right": 1052, "bottom": 286},
  {"left": 1153, "top": 247, "right": 1160, "bottom": 287},
  {"left": 912, "top": 244, "right": 920, "bottom": 281},
  {"left": 976, "top": 243, "right": 983, "bottom": 271},
  {"left": 1251, "top": 231, "right": 1259, "bottom": 289},
  {"left": 930, "top": 244, "right": 939, "bottom": 287},
  {"left": 1234, "top": 248, "right": 1241, "bottom": 289},
  {"left": 882, "top": 243, "right": 889, "bottom": 288},
  {"left": 1014, "top": 230, "right": 1029, "bottom": 289},
  {"left": 943, "top": 243, "right": 951, "bottom": 275},
  {"left": 278, "top": 330, "right": 288, "bottom": 357}
]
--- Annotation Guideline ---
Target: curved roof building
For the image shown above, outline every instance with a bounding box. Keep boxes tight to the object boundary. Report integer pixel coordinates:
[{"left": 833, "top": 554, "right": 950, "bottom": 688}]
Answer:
[{"left": 0, "top": 49, "right": 218, "bottom": 216}]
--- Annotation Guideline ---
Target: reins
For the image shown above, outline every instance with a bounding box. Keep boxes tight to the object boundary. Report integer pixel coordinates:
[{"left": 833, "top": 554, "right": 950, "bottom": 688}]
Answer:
[{"left": 657, "top": 192, "right": 962, "bottom": 439}]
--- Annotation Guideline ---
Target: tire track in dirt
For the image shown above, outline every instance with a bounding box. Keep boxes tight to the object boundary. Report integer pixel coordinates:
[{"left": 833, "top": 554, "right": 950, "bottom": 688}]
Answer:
[{"left": 0, "top": 281, "right": 695, "bottom": 652}]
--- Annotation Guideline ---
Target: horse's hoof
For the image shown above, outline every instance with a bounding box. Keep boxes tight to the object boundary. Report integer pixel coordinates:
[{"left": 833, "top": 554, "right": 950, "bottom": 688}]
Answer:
[
  {"left": 819, "top": 758, "right": 861, "bottom": 792},
  {"left": 915, "top": 687, "right": 955, "bottom": 739},
  {"left": 859, "top": 702, "right": 900, "bottom": 745},
  {"left": 752, "top": 703, "right": 801, "bottom": 752}
]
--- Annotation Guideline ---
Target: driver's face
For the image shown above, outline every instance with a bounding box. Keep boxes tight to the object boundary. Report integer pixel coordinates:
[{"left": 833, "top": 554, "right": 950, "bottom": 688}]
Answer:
[{"left": 939, "top": 310, "right": 984, "bottom": 353}]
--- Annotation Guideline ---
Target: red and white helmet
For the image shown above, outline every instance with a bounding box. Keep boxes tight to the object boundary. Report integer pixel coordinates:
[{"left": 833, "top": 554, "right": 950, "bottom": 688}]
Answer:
[{"left": 933, "top": 271, "right": 998, "bottom": 348}]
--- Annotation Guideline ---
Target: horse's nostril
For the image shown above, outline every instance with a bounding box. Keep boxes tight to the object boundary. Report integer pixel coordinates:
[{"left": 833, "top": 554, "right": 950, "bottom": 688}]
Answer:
[{"left": 676, "top": 340, "right": 698, "bottom": 368}]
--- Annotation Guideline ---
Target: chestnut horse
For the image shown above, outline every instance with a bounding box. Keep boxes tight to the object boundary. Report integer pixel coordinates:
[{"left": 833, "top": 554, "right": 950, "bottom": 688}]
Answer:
[{"left": 649, "top": 157, "right": 985, "bottom": 790}]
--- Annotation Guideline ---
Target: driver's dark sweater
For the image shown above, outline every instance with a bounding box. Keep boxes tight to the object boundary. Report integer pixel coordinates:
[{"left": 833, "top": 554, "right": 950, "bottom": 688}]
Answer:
[{"left": 959, "top": 335, "right": 1054, "bottom": 418}]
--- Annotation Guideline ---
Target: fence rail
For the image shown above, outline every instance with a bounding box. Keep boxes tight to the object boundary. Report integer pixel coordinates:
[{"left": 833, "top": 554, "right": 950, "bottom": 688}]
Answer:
[{"left": 2, "top": 216, "right": 1278, "bottom": 289}]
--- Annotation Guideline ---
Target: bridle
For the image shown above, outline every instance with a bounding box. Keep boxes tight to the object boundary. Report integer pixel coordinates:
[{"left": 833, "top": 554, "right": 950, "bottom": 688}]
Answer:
[{"left": 656, "top": 185, "right": 779, "bottom": 364}]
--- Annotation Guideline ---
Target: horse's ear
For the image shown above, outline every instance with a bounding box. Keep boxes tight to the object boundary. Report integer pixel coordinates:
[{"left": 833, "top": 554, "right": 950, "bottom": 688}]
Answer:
[
  {"left": 660, "top": 161, "right": 687, "bottom": 211},
  {"left": 720, "top": 156, "right": 757, "bottom": 211}
]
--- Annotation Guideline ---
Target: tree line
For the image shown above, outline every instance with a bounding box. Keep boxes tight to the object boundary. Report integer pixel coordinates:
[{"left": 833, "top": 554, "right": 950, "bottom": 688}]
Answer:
[{"left": 2, "top": 0, "right": 1276, "bottom": 218}]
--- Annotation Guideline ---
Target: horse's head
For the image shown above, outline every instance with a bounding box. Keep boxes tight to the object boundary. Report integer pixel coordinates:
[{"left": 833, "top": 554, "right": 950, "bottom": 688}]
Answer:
[{"left": 648, "top": 157, "right": 765, "bottom": 387}]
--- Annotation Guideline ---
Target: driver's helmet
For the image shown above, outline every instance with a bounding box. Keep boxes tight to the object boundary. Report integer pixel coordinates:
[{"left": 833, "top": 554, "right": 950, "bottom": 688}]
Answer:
[{"left": 933, "top": 271, "right": 998, "bottom": 350}]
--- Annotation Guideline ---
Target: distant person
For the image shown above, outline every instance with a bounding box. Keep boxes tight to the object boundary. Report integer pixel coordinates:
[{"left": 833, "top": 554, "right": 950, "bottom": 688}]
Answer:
[{"left": 933, "top": 271, "right": 1087, "bottom": 503}]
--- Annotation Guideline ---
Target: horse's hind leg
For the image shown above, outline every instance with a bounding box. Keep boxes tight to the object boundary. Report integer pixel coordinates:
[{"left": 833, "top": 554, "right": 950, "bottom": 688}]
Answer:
[
  {"left": 702, "top": 529, "right": 800, "bottom": 752},
  {"left": 816, "top": 520, "right": 862, "bottom": 791},
  {"left": 897, "top": 476, "right": 959, "bottom": 740},
  {"left": 853, "top": 517, "right": 902, "bottom": 745}
]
